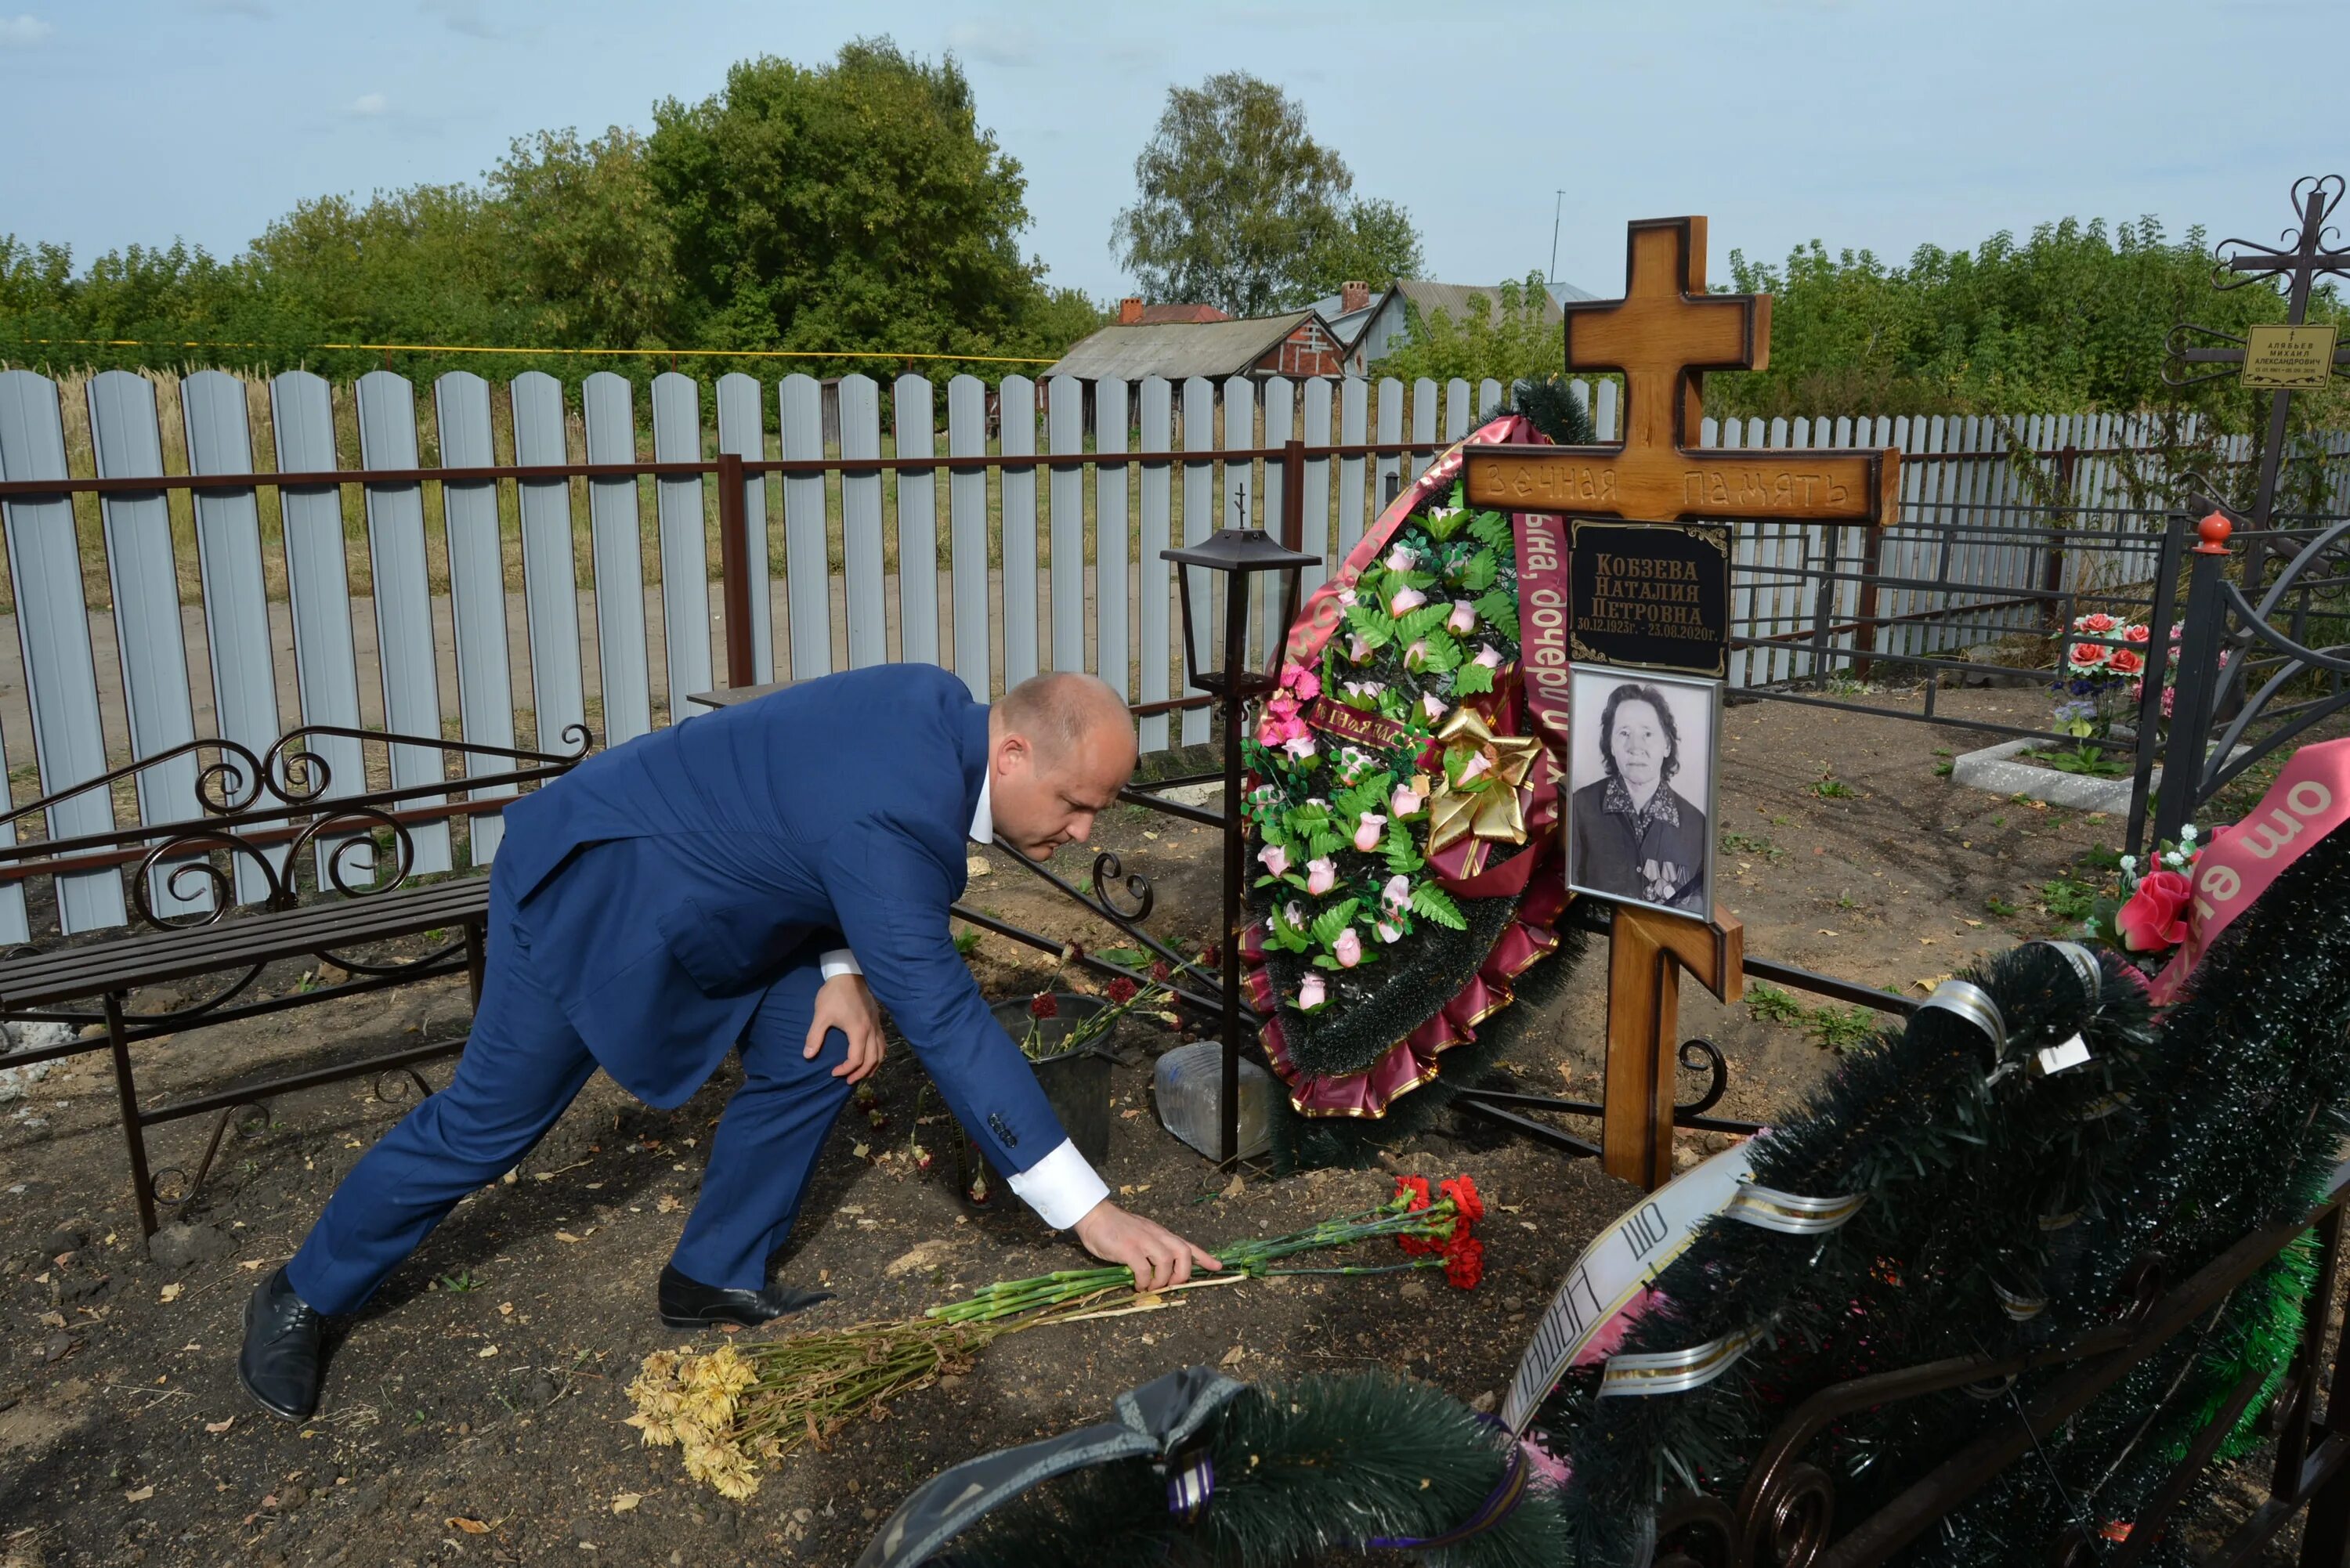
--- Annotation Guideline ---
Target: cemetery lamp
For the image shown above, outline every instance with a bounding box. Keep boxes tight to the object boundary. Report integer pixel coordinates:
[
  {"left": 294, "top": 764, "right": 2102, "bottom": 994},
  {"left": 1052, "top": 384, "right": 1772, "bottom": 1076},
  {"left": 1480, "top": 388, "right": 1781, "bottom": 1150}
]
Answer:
[{"left": 1162, "top": 526, "right": 1319, "bottom": 1164}]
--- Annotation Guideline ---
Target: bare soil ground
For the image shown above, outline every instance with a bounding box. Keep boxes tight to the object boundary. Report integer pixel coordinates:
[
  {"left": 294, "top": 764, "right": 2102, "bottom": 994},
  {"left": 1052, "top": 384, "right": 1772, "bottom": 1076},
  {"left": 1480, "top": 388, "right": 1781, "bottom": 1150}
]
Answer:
[{"left": 0, "top": 688, "right": 2142, "bottom": 1566}]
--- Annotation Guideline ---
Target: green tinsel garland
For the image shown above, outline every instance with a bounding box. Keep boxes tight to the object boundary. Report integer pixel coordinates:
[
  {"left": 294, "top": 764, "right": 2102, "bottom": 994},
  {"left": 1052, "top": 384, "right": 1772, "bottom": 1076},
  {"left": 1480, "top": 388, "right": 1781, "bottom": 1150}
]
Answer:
[{"left": 935, "top": 1372, "right": 1567, "bottom": 1568}]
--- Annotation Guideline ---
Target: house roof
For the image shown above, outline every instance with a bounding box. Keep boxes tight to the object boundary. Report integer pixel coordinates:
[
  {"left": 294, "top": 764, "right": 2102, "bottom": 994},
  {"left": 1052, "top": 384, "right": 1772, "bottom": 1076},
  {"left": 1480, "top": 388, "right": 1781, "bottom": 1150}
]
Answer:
[
  {"left": 1386, "top": 280, "right": 1571, "bottom": 326},
  {"left": 1134, "top": 303, "right": 1230, "bottom": 324},
  {"left": 1046, "top": 311, "right": 1321, "bottom": 381}
]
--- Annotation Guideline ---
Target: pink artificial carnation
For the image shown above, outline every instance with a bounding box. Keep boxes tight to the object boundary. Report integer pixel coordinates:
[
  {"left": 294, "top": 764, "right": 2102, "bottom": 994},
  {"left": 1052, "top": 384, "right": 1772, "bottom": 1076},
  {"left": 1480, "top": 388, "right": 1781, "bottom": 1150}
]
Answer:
[
  {"left": 1474, "top": 644, "right": 1503, "bottom": 669},
  {"left": 1447, "top": 600, "right": 1478, "bottom": 634},
  {"left": 1392, "top": 782, "right": 1424, "bottom": 816},
  {"left": 1297, "top": 974, "right": 1326, "bottom": 1009},
  {"left": 1333, "top": 927, "right": 1363, "bottom": 967},
  {"left": 1389, "top": 587, "right": 1428, "bottom": 616},
  {"left": 1280, "top": 663, "right": 1321, "bottom": 700},
  {"left": 1353, "top": 812, "right": 1387, "bottom": 852},
  {"left": 1257, "top": 843, "right": 1290, "bottom": 877},
  {"left": 1305, "top": 858, "right": 1338, "bottom": 896}
]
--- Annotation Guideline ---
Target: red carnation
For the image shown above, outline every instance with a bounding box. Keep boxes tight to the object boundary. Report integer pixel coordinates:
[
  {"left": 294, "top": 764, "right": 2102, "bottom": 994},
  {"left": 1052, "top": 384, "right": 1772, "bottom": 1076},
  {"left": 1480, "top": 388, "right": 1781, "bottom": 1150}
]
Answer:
[
  {"left": 1393, "top": 1174, "right": 1432, "bottom": 1211},
  {"left": 1441, "top": 1234, "right": 1485, "bottom": 1290},
  {"left": 1106, "top": 977, "right": 1140, "bottom": 1005},
  {"left": 1029, "top": 992, "right": 1059, "bottom": 1020},
  {"left": 1152, "top": 960, "right": 1173, "bottom": 983},
  {"left": 1440, "top": 1174, "right": 1485, "bottom": 1228}
]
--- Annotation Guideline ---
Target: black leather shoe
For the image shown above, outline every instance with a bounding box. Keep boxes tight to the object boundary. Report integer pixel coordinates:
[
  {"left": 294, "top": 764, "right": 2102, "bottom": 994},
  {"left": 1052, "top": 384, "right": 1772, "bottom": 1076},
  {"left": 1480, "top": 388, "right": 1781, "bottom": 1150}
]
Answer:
[
  {"left": 657, "top": 1263, "right": 832, "bottom": 1329},
  {"left": 239, "top": 1266, "right": 327, "bottom": 1422}
]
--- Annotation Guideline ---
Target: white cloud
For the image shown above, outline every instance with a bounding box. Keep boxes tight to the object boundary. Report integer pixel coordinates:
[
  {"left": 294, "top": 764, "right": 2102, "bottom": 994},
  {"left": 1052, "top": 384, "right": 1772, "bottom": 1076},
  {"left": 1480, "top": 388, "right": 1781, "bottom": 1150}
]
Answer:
[
  {"left": 349, "top": 91, "right": 389, "bottom": 116},
  {"left": 0, "top": 14, "right": 55, "bottom": 45},
  {"left": 945, "top": 19, "right": 1036, "bottom": 68},
  {"left": 420, "top": 0, "right": 494, "bottom": 38}
]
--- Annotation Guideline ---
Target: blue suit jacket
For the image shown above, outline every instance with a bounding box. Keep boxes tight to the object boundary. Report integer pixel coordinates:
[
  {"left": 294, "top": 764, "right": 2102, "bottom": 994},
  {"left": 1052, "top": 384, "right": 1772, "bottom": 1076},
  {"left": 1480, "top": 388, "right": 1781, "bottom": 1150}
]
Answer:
[{"left": 495, "top": 665, "right": 1066, "bottom": 1180}]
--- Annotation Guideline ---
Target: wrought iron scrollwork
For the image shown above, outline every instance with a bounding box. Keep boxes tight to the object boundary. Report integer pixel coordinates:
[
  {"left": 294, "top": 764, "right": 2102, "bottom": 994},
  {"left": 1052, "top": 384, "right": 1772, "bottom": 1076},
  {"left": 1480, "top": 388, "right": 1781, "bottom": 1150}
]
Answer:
[
  {"left": 1654, "top": 1493, "right": 1735, "bottom": 1568},
  {"left": 1090, "top": 850, "right": 1155, "bottom": 924},
  {"left": 373, "top": 1065, "right": 436, "bottom": 1104},
  {"left": 1673, "top": 1038, "right": 1730, "bottom": 1117},
  {"left": 151, "top": 1097, "right": 273, "bottom": 1209},
  {"left": 1743, "top": 1459, "right": 1835, "bottom": 1568}
]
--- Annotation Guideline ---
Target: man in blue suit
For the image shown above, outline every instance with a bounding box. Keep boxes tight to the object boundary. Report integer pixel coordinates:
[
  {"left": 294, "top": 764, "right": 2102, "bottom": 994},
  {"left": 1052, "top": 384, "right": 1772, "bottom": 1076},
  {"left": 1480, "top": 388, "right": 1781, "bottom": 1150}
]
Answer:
[{"left": 239, "top": 667, "right": 1219, "bottom": 1422}]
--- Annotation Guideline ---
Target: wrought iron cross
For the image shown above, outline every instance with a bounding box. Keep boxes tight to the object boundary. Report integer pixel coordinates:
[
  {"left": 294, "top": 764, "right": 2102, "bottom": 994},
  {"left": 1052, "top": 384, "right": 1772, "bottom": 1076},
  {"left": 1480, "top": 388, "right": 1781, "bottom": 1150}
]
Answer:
[
  {"left": 1463, "top": 217, "right": 1898, "bottom": 525},
  {"left": 2164, "top": 175, "right": 2350, "bottom": 580}
]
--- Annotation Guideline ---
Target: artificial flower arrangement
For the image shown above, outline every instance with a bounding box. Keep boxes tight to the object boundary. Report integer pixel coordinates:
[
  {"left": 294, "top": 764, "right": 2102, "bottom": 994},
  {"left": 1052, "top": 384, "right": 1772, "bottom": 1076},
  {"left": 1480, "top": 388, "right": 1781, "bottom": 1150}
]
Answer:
[
  {"left": 2080, "top": 823, "right": 2202, "bottom": 972},
  {"left": 2048, "top": 612, "right": 2183, "bottom": 775},
  {"left": 1243, "top": 487, "right": 1516, "bottom": 1024}
]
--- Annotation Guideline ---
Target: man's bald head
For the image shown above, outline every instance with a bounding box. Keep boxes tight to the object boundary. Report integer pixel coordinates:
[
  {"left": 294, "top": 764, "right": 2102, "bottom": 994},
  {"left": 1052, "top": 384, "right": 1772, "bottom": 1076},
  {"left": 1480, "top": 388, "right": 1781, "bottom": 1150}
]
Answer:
[{"left": 986, "top": 674, "right": 1138, "bottom": 860}]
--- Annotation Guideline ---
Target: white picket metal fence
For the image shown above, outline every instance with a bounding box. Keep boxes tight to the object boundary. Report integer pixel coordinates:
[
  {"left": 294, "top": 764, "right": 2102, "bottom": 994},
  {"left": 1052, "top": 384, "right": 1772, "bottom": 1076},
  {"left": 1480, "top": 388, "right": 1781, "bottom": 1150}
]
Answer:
[{"left": 0, "top": 363, "right": 2345, "bottom": 943}]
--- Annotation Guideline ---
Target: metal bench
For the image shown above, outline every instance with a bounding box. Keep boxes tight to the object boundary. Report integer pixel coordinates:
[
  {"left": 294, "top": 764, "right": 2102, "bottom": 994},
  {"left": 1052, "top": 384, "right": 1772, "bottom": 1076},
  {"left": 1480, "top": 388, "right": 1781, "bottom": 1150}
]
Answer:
[{"left": 0, "top": 724, "right": 590, "bottom": 1234}]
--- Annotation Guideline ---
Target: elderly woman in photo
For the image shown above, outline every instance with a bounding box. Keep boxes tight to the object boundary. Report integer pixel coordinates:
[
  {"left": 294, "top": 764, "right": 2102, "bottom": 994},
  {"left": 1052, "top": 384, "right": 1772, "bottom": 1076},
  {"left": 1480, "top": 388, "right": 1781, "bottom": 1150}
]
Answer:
[{"left": 1571, "top": 681, "right": 1709, "bottom": 912}]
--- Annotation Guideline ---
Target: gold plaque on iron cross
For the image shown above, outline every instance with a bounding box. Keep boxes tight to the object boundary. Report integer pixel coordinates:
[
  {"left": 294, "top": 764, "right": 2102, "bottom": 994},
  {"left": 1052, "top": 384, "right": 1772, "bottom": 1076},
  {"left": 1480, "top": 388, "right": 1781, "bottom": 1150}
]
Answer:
[{"left": 2241, "top": 324, "right": 2340, "bottom": 392}]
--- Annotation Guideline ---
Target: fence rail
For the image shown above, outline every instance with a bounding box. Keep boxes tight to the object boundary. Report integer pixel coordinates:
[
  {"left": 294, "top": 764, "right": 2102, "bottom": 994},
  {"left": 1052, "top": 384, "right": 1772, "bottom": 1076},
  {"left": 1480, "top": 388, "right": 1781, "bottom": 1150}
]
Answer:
[{"left": 2, "top": 364, "right": 2348, "bottom": 945}]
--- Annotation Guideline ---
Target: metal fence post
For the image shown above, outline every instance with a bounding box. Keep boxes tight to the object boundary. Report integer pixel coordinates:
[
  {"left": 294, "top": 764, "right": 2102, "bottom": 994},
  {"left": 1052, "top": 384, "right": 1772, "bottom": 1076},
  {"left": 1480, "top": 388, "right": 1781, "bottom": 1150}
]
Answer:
[
  {"left": 716, "top": 450, "right": 754, "bottom": 688},
  {"left": 2153, "top": 511, "right": 2235, "bottom": 848},
  {"left": 2125, "top": 511, "right": 2189, "bottom": 858}
]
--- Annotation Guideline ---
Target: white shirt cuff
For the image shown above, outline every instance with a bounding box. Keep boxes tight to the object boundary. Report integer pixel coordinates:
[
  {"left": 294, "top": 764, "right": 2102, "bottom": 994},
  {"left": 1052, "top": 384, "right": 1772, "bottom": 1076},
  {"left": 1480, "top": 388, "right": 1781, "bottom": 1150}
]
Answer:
[
  {"left": 1005, "top": 1138, "right": 1110, "bottom": 1231},
  {"left": 819, "top": 948, "right": 862, "bottom": 982}
]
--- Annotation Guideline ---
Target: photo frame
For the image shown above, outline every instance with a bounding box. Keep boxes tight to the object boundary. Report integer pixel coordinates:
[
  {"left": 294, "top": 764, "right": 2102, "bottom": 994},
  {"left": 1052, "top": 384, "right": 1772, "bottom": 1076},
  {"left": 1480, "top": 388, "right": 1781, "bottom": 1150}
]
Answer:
[{"left": 1564, "top": 666, "right": 1723, "bottom": 920}]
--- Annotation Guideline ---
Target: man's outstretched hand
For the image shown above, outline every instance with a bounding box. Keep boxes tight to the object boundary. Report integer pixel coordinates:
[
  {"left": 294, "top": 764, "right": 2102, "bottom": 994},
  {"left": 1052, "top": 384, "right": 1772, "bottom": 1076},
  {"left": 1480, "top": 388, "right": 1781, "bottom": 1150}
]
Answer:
[
  {"left": 806, "top": 974, "right": 886, "bottom": 1082},
  {"left": 1072, "top": 1200, "right": 1222, "bottom": 1294}
]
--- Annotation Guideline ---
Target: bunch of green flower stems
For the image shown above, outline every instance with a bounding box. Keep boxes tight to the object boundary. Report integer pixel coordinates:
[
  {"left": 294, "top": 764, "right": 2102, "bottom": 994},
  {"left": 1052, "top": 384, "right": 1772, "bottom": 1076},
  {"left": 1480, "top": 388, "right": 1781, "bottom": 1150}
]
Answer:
[
  {"left": 927, "top": 1187, "right": 1474, "bottom": 1324},
  {"left": 630, "top": 1184, "right": 1478, "bottom": 1499}
]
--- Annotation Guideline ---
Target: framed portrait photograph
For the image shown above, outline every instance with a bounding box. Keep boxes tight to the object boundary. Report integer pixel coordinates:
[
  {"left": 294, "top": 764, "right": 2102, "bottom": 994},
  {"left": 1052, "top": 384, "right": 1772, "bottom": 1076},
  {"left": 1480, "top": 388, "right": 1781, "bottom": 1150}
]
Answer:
[{"left": 1565, "top": 667, "right": 1722, "bottom": 919}]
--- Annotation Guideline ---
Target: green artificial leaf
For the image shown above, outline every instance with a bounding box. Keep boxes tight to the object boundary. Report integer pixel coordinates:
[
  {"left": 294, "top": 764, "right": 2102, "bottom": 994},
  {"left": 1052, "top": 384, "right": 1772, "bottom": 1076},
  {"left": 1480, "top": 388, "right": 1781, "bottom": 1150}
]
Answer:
[
  {"left": 1397, "top": 604, "right": 1450, "bottom": 642},
  {"left": 1344, "top": 607, "right": 1396, "bottom": 649},
  {"left": 1308, "top": 830, "right": 1346, "bottom": 862},
  {"left": 1414, "top": 631, "right": 1463, "bottom": 674},
  {"left": 1308, "top": 898, "right": 1362, "bottom": 949},
  {"left": 1267, "top": 901, "right": 1312, "bottom": 953},
  {"left": 1311, "top": 954, "right": 1341, "bottom": 970},
  {"left": 1470, "top": 510, "right": 1512, "bottom": 551},
  {"left": 1383, "top": 820, "right": 1425, "bottom": 874},
  {"left": 1475, "top": 589, "right": 1519, "bottom": 641},
  {"left": 1453, "top": 659, "right": 1495, "bottom": 696},
  {"left": 1459, "top": 551, "right": 1499, "bottom": 592},
  {"left": 1412, "top": 883, "right": 1467, "bottom": 930}
]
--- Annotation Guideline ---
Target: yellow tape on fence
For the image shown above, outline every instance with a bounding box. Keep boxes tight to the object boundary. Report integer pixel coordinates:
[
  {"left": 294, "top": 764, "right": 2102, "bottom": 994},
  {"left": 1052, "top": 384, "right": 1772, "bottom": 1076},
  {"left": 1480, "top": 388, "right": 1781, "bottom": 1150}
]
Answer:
[{"left": 2, "top": 337, "right": 1058, "bottom": 365}]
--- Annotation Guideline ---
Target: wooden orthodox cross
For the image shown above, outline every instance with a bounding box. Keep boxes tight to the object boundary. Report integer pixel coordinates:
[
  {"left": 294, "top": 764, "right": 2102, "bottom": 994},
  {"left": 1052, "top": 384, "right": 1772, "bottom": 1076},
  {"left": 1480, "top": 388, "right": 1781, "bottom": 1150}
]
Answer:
[{"left": 1462, "top": 216, "right": 1900, "bottom": 525}]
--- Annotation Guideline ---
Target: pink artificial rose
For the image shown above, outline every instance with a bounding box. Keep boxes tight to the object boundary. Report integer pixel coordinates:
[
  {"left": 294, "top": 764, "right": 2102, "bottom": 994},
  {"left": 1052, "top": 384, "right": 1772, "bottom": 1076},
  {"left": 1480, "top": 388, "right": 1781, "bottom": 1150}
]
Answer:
[
  {"left": 1404, "top": 639, "right": 1431, "bottom": 671},
  {"left": 2115, "top": 869, "right": 2193, "bottom": 952},
  {"left": 1391, "top": 782, "right": 1424, "bottom": 816},
  {"left": 2121, "top": 623, "right": 2151, "bottom": 645},
  {"left": 1283, "top": 733, "right": 1318, "bottom": 761},
  {"left": 1336, "top": 586, "right": 1358, "bottom": 608},
  {"left": 1474, "top": 644, "right": 1504, "bottom": 669},
  {"left": 1423, "top": 693, "right": 1447, "bottom": 722},
  {"left": 1297, "top": 974, "right": 1327, "bottom": 1010},
  {"left": 1333, "top": 927, "right": 1363, "bottom": 967},
  {"left": 1459, "top": 752, "right": 1493, "bottom": 784},
  {"left": 1346, "top": 634, "right": 1376, "bottom": 664},
  {"left": 1385, "top": 544, "right": 1418, "bottom": 571},
  {"left": 1381, "top": 873, "right": 1412, "bottom": 914},
  {"left": 1257, "top": 843, "right": 1290, "bottom": 877},
  {"left": 2069, "top": 641, "right": 2111, "bottom": 670},
  {"left": 1353, "top": 812, "right": 1387, "bottom": 852},
  {"left": 1376, "top": 919, "right": 1404, "bottom": 944},
  {"left": 1345, "top": 678, "right": 1385, "bottom": 703},
  {"left": 1389, "top": 586, "right": 1428, "bottom": 616},
  {"left": 1283, "top": 900, "right": 1305, "bottom": 930},
  {"left": 1305, "top": 858, "right": 1338, "bottom": 896},
  {"left": 2077, "top": 612, "right": 2119, "bottom": 634},
  {"left": 1447, "top": 600, "right": 1478, "bottom": 634}
]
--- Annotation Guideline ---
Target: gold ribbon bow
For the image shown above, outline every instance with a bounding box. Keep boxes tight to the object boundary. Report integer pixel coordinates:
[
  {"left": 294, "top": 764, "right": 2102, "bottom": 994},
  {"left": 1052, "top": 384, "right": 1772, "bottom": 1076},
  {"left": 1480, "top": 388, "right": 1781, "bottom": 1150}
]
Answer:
[{"left": 1426, "top": 706, "right": 1542, "bottom": 854}]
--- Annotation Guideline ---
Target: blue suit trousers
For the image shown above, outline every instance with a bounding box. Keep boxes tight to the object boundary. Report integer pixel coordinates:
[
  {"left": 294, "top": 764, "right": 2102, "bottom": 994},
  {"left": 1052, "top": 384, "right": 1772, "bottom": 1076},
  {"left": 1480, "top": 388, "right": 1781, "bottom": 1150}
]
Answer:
[{"left": 285, "top": 865, "right": 855, "bottom": 1316}]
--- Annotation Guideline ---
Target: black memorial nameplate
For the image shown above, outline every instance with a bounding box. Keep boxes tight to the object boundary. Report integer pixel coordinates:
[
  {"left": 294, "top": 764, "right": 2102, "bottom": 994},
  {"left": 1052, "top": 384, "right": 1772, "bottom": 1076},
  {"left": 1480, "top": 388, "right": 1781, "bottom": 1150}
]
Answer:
[{"left": 1569, "top": 520, "right": 1731, "bottom": 679}]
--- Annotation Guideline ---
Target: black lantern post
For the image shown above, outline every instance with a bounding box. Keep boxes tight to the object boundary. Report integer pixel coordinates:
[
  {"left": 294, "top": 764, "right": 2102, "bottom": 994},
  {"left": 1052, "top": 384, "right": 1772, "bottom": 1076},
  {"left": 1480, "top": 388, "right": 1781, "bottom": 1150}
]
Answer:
[{"left": 1162, "top": 524, "right": 1318, "bottom": 1163}]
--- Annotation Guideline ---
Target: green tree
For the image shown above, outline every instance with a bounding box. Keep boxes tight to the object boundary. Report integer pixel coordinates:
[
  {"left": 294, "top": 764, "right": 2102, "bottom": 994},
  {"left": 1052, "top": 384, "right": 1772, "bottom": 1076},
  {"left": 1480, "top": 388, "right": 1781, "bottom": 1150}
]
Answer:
[
  {"left": 1112, "top": 71, "right": 1421, "bottom": 317},
  {"left": 646, "top": 39, "right": 1046, "bottom": 368},
  {"left": 1378, "top": 273, "right": 1561, "bottom": 388},
  {"left": 491, "top": 126, "right": 678, "bottom": 349}
]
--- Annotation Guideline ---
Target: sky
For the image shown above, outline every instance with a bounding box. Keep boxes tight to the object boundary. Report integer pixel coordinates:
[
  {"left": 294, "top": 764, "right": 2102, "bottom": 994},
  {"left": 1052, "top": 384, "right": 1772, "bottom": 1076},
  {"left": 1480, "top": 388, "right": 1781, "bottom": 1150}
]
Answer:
[{"left": 0, "top": 0, "right": 2334, "bottom": 313}]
